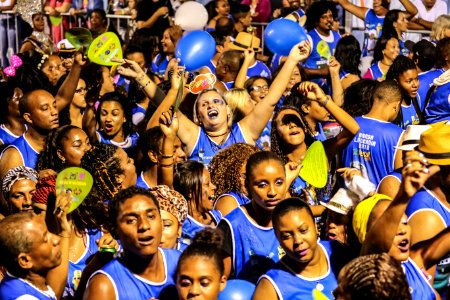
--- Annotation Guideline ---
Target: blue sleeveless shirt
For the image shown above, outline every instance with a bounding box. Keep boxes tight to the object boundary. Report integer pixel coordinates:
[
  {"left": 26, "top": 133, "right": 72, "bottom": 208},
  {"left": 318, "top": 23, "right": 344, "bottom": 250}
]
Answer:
[
  {"left": 215, "top": 190, "right": 251, "bottom": 209},
  {"left": 189, "top": 122, "right": 249, "bottom": 166},
  {"left": 90, "top": 248, "right": 180, "bottom": 300},
  {"left": 400, "top": 102, "right": 421, "bottom": 128},
  {"left": 0, "top": 124, "right": 21, "bottom": 146},
  {"left": 151, "top": 54, "right": 170, "bottom": 78},
  {"left": 364, "top": 62, "right": 384, "bottom": 81},
  {"left": 181, "top": 210, "right": 222, "bottom": 245},
  {"left": 3, "top": 134, "right": 39, "bottom": 169},
  {"left": 424, "top": 80, "right": 450, "bottom": 124},
  {"left": 65, "top": 229, "right": 103, "bottom": 297},
  {"left": 0, "top": 273, "right": 57, "bottom": 300},
  {"left": 97, "top": 131, "right": 139, "bottom": 155},
  {"left": 418, "top": 69, "right": 444, "bottom": 105},
  {"left": 362, "top": 9, "right": 384, "bottom": 57},
  {"left": 260, "top": 241, "right": 342, "bottom": 300},
  {"left": 247, "top": 60, "right": 271, "bottom": 79},
  {"left": 341, "top": 116, "right": 404, "bottom": 186},
  {"left": 136, "top": 171, "right": 152, "bottom": 189},
  {"left": 221, "top": 207, "right": 283, "bottom": 283},
  {"left": 402, "top": 258, "right": 436, "bottom": 300}
]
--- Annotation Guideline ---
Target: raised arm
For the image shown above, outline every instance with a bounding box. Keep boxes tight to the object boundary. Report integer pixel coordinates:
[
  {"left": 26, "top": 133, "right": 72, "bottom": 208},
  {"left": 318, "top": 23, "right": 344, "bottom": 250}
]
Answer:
[
  {"left": 158, "top": 109, "right": 178, "bottom": 188},
  {"left": 137, "top": 6, "right": 169, "bottom": 29},
  {"left": 329, "top": 56, "right": 344, "bottom": 107},
  {"left": 400, "top": 0, "right": 418, "bottom": 19},
  {"left": 334, "top": 0, "right": 368, "bottom": 21},
  {"left": 240, "top": 41, "right": 311, "bottom": 142},
  {"left": 297, "top": 81, "right": 360, "bottom": 161},
  {"left": 361, "top": 151, "right": 439, "bottom": 255},
  {"left": 55, "top": 52, "right": 85, "bottom": 112},
  {"left": 234, "top": 49, "right": 254, "bottom": 89}
]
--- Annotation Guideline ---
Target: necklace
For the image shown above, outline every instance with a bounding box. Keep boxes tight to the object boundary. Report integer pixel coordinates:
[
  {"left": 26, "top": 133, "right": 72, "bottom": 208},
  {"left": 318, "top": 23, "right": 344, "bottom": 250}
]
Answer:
[{"left": 206, "top": 129, "right": 229, "bottom": 138}]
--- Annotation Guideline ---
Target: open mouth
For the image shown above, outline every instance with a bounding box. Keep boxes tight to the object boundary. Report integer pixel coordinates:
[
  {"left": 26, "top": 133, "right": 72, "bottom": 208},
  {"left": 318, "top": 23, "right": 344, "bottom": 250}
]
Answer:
[
  {"left": 296, "top": 248, "right": 309, "bottom": 257},
  {"left": 328, "top": 232, "right": 337, "bottom": 240},
  {"left": 51, "top": 118, "right": 59, "bottom": 124},
  {"left": 104, "top": 124, "right": 114, "bottom": 132},
  {"left": 207, "top": 109, "right": 219, "bottom": 119},
  {"left": 138, "top": 236, "right": 154, "bottom": 246},
  {"left": 208, "top": 195, "right": 216, "bottom": 203},
  {"left": 398, "top": 239, "right": 409, "bottom": 252}
]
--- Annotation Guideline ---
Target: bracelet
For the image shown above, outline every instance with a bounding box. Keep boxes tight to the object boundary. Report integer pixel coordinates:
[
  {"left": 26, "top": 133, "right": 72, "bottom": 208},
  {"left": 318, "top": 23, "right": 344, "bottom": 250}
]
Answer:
[
  {"left": 160, "top": 153, "right": 174, "bottom": 159},
  {"left": 141, "top": 80, "right": 151, "bottom": 89},
  {"left": 320, "top": 96, "right": 330, "bottom": 107}
]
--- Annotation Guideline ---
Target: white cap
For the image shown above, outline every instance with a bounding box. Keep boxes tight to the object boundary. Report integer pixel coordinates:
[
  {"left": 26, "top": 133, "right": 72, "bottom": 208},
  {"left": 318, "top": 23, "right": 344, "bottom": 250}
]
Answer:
[{"left": 396, "top": 125, "right": 432, "bottom": 151}]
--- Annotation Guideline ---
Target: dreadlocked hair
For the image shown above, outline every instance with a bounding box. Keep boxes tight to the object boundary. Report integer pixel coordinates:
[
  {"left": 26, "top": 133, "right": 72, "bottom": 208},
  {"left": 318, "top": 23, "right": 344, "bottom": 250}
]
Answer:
[
  {"left": 209, "top": 143, "right": 259, "bottom": 196},
  {"left": 36, "top": 125, "right": 81, "bottom": 172},
  {"left": 270, "top": 105, "right": 309, "bottom": 165},
  {"left": 338, "top": 253, "right": 411, "bottom": 300},
  {"left": 80, "top": 144, "right": 123, "bottom": 200}
]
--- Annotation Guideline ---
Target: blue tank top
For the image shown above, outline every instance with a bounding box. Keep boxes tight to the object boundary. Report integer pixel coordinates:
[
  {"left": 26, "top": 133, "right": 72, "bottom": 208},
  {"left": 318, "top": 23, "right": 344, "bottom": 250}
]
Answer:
[
  {"left": 400, "top": 102, "right": 420, "bottom": 128},
  {"left": 0, "top": 124, "right": 21, "bottom": 146},
  {"left": 270, "top": 54, "right": 284, "bottom": 73},
  {"left": 181, "top": 210, "right": 222, "bottom": 245},
  {"left": 406, "top": 187, "right": 450, "bottom": 295},
  {"left": 189, "top": 122, "right": 249, "bottom": 166},
  {"left": 91, "top": 248, "right": 180, "bottom": 300},
  {"left": 215, "top": 190, "right": 250, "bottom": 211},
  {"left": 65, "top": 229, "right": 103, "bottom": 297},
  {"left": 97, "top": 131, "right": 139, "bottom": 155},
  {"left": 221, "top": 207, "right": 283, "bottom": 283},
  {"left": 377, "top": 168, "right": 402, "bottom": 191},
  {"left": 424, "top": 80, "right": 450, "bottom": 124},
  {"left": 399, "top": 40, "right": 410, "bottom": 57},
  {"left": 365, "top": 62, "right": 384, "bottom": 81},
  {"left": 0, "top": 273, "right": 57, "bottom": 300},
  {"left": 247, "top": 60, "right": 271, "bottom": 79},
  {"left": 136, "top": 171, "right": 151, "bottom": 189},
  {"left": 132, "top": 103, "right": 146, "bottom": 126},
  {"left": 402, "top": 258, "right": 436, "bottom": 300},
  {"left": 151, "top": 54, "right": 170, "bottom": 78},
  {"left": 3, "top": 134, "right": 39, "bottom": 169},
  {"left": 341, "top": 116, "right": 404, "bottom": 186},
  {"left": 261, "top": 241, "right": 341, "bottom": 300},
  {"left": 256, "top": 118, "right": 272, "bottom": 150},
  {"left": 203, "top": 60, "right": 216, "bottom": 74},
  {"left": 418, "top": 69, "right": 444, "bottom": 104},
  {"left": 363, "top": 9, "right": 384, "bottom": 57}
]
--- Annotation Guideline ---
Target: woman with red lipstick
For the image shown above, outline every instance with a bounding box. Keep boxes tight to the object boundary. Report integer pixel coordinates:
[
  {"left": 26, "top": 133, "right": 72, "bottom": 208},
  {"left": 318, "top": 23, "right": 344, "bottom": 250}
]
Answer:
[
  {"left": 85, "top": 91, "right": 139, "bottom": 157},
  {"left": 386, "top": 55, "right": 421, "bottom": 129},
  {"left": 218, "top": 151, "right": 297, "bottom": 283},
  {"left": 253, "top": 197, "right": 350, "bottom": 300},
  {"left": 173, "top": 160, "right": 221, "bottom": 245}
]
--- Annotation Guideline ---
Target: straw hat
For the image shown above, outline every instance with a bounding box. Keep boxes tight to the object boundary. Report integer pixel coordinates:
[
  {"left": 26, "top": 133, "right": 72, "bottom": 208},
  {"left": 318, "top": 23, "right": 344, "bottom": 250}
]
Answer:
[
  {"left": 396, "top": 125, "right": 432, "bottom": 151},
  {"left": 417, "top": 121, "right": 450, "bottom": 165},
  {"left": 320, "top": 188, "right": 360, "bottom": 215},
  {"left": 228, "top": 32, "right": 262, "bottom": 52}
]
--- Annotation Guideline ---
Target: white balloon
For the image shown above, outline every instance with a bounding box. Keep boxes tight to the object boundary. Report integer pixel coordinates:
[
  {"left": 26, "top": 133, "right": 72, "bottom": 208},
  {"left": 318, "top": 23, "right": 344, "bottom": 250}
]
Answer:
[{"left": 174, "top": 2, "right": 208, "bottom": 32}]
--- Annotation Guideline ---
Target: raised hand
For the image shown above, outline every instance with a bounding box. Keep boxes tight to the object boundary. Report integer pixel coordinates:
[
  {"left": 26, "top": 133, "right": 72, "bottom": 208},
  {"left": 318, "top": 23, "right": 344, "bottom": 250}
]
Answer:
[
  {"left": 114, "top": 58, "right": 145, "bottom": 79},
  {"left": 297, "top": 81, "right": 327, "bottom": 103},
  {"left": 288, "top": 41, "right": 312, "bottom": 63},
  {"left": 159, "top": 109, "right": 179, "bottom": 139}
]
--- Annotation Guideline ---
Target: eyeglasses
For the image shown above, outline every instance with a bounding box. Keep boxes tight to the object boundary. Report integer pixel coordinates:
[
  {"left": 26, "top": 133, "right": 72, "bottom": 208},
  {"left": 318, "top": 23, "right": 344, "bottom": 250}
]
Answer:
[
  {"left": 251, "top": 85, "right": 269, "bottom": 92},
  {"left": 75, "top": 87, "right": 87, "bottom": 94}
]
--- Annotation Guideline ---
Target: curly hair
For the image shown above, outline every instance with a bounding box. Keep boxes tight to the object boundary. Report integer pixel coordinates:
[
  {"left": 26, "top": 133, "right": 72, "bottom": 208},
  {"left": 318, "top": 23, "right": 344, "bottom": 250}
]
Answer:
[
  {"left": 36, "top": 125, "right": 81, "bottom": 172},
  {"left": 270, "top": 105, "right": 313, "bottom": 165},
  {"left": 336, "top": 253, "right": 411, "bottom": 300},
  {"left": 108, "top": 186, "right": 159, "bottom": 238},
  {"left": 80, "top": 144, "right": 123, "bottom": 201},
  {"left": 305, "top": 1, "right": 337, "bottom": 31},
  {"left": 209, "top": 143, "right": 259, "bottom": 197}
]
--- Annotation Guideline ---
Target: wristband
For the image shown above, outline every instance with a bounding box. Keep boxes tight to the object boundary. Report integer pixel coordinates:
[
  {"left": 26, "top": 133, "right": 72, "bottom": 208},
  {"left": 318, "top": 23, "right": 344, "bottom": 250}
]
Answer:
[{"left": 320, "top": 95, "right": 330, "bottom": 107}]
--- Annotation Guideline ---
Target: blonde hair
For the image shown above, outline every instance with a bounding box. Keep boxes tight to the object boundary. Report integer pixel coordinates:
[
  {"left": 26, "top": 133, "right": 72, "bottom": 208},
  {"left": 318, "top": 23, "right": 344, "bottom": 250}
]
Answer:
[
  {"left": 192, "top": 89, "right": 233, "bottom": 128},
  {"left": 224, "top": 88, "right": 250, "bottom": 122},
  {"left": 431, "top": 15, "right": 450, "bottom": 42}
]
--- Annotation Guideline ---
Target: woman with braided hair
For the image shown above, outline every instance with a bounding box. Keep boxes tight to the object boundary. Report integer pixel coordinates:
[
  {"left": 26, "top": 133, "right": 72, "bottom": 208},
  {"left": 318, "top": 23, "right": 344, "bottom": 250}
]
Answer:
[
  {"left": 80, "top": 144, "right": 137, "bottom": 201},
  {"left": 36, "top": 125, "right": 92, "bottom": 173},
  {"left": 209, "top": 143, "right": 259, "bottom": 216},
  {"left": 333, "top": 253, "right": 411, "bottom": 300}
]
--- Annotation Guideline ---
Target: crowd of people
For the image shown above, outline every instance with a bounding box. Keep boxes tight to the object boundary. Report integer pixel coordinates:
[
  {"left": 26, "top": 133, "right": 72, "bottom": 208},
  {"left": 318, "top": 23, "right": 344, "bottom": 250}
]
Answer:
[{"left": 0, "top": 0, "right": 450, "bottom": 299}]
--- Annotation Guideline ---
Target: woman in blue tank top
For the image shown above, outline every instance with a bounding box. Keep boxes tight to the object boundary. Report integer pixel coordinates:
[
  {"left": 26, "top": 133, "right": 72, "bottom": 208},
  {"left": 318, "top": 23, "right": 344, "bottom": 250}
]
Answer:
[
  {"left": 218, "top": 151, "right": 298, "bottom": 283},
  {"left": 174, "top": 160, "right": 222, "bottom": 245},
  {"left": 363, "top": 35, "right": 400, "bottom": 81},
  {"left": 253, "top": 197, "right": 350, "bottom": 300},
  {"left": 209, "top": 143, "right": 259, "bottom": 217},
  {"left": 386, "top": 56, "right": 421, "bottom": 129},
  {"left": 272, "top": 82, "right": 360, "bottom": 208}
]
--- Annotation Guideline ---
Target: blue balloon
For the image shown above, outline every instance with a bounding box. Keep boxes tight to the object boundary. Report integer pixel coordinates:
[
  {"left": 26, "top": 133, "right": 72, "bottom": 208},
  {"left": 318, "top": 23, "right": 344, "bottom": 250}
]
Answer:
[
  {"left": 175, "top": 30, "right": 216, "bottom": 71},
  {"left": 218, "top": 279, "right": 256, "bottom": 300},
  {"left": 264, "top": 19, "right": 308, "bottom": 56}
]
